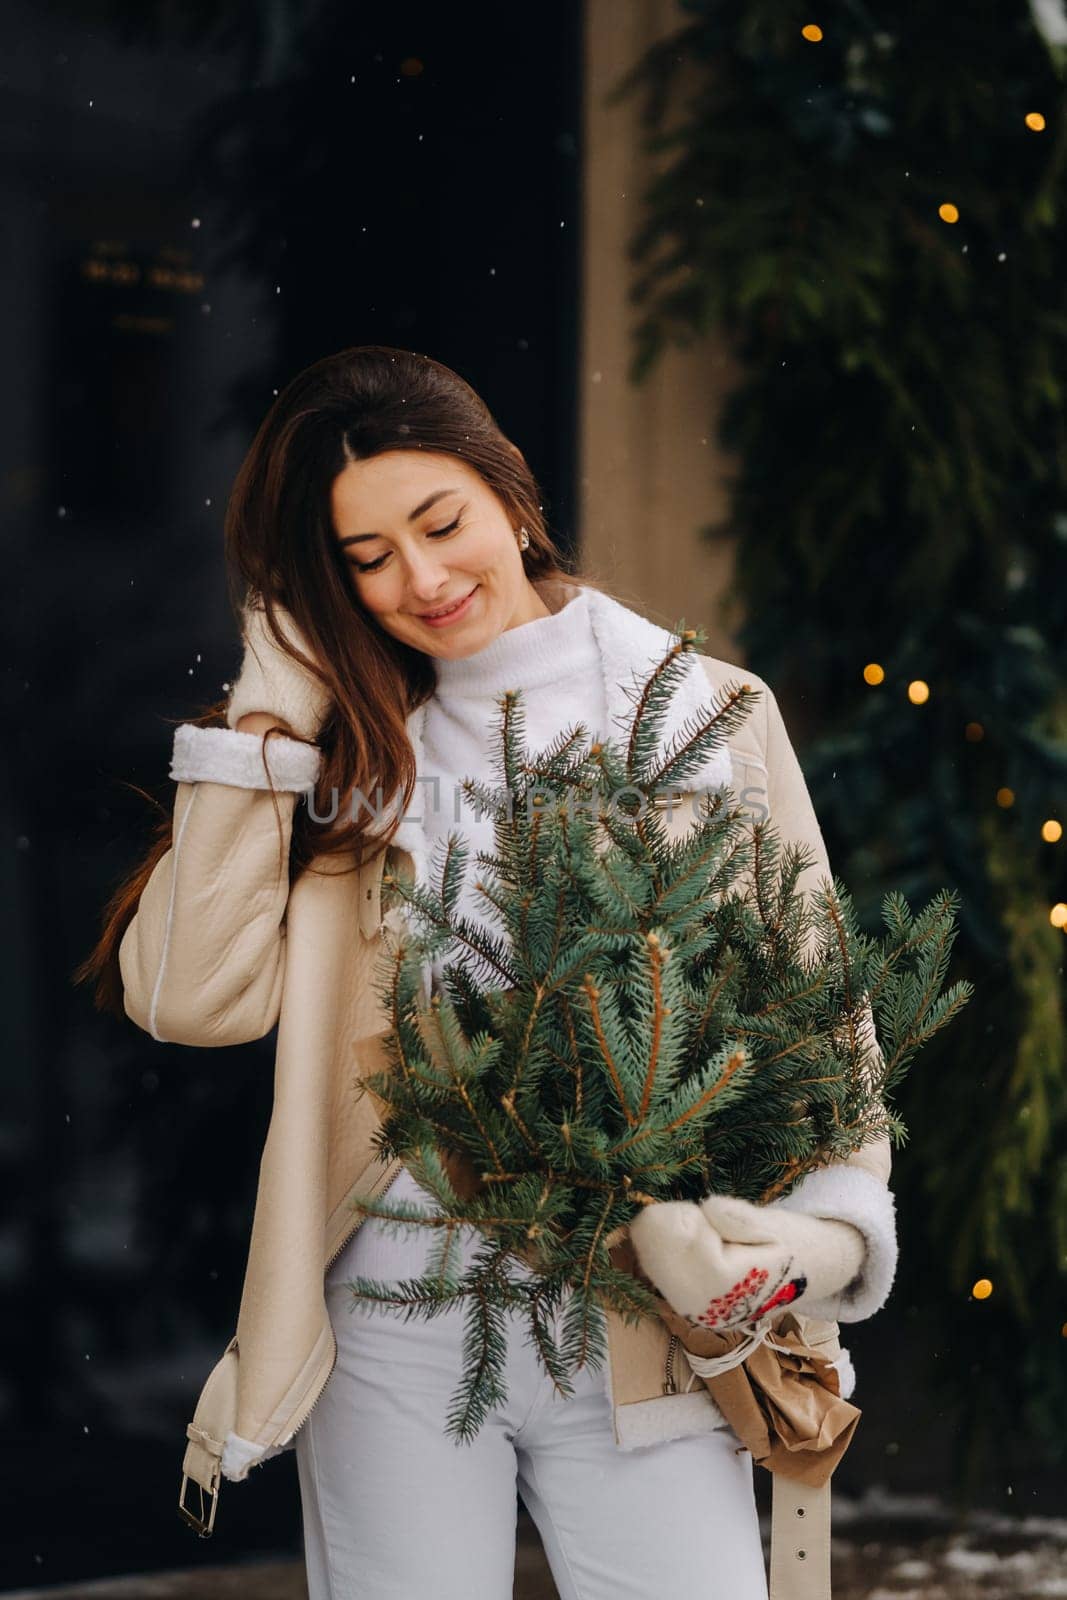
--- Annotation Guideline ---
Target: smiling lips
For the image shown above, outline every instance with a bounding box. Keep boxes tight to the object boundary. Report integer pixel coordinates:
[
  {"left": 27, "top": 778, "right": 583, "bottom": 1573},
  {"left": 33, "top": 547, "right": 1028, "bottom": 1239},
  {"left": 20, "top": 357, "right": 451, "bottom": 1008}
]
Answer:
[{"left": 417, "top": 587, "right": 477, "bottom": 621}]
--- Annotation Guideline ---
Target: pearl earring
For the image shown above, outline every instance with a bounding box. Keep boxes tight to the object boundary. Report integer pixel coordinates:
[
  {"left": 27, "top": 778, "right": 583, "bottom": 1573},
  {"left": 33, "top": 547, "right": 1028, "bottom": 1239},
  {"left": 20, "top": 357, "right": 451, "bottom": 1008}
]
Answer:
[{"left": 517, "top": 527, "right": 530, "bottom": 550}]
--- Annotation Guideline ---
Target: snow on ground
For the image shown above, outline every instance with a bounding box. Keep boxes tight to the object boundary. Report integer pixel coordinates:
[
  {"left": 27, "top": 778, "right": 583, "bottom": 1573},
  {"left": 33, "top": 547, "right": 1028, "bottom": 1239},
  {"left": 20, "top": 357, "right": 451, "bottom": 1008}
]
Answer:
[
  {"left": 823, "top": 1485, "right": 1067, "bottom": 1600},
  {"left": 3, "top": 1486, "right": 1066, "bottom": 1598}
]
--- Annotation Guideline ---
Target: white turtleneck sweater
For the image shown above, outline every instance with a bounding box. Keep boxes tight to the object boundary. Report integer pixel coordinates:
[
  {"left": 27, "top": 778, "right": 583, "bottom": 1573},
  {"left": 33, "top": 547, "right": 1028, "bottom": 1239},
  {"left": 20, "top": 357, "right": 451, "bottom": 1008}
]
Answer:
[
  {"left": 385, "top": 583, "right": 609, "bottom": 1212},
  {"left": 420, "top": 583, "right": 606, "bottom": 973}
]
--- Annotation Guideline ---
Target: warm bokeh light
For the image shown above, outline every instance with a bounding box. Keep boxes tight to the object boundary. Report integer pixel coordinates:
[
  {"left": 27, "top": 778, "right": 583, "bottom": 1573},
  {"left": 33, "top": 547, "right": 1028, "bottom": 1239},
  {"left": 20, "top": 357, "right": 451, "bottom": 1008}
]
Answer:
[
  {"left": 1041, "top": 819, "right": 1062, "bottom": 843},
  {"left": 1051, "top": 903, "right": 1067, "bottom": 930},
  {"left": 863, "top": 662, "right": 885, "bottom": 685},
  {"left": 801, "top": 24, "right": 823, "bottom": 41},
  {"left": 1025, "top": 112, "right": 1046, "bottom": 131},
  {"left": 907, "top": 680, "right": 930, "bottom": 704},
  {"left": 996, "top": 787, "right": 1015, "bottom": 808},
  {"left": 939, "top": 203, "right": 960, "bottom": 224},
  {"left": 399, "top": 57, "right": 425, "bottom": 76},
  {"left": 964, "top": 722, "right": 984, "bottom": 742},
  {"left": 971, "top": 1278, "right": 993, "bottom": 1300}
]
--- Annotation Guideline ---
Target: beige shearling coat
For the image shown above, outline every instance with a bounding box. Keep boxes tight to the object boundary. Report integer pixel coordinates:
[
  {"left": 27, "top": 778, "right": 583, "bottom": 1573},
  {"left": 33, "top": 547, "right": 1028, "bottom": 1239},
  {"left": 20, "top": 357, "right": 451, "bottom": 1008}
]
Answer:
[{"left": 118, "top": 586, "right": 893, "bottom": 1582}]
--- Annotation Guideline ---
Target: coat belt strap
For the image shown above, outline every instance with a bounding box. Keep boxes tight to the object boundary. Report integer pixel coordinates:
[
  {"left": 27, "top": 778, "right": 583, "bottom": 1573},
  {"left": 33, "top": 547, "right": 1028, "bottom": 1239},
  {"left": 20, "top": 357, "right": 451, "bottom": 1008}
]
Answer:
[
  {"left": 770, "top": 1475, "right": 831, "bottom": 1600},
  {"left": 179, "top": 1428, "right": 221, "bottom": 1537},
  {"left": 177, "top": 1333, "right": 239, "bottom": 1536}
]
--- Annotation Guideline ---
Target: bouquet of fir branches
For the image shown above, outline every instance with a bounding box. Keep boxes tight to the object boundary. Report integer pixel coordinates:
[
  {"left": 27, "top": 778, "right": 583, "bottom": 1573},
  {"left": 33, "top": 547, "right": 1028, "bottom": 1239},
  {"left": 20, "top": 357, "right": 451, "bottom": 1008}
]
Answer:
[{"left": 342, "top": 625, "right": 972, "bottom": 1439}]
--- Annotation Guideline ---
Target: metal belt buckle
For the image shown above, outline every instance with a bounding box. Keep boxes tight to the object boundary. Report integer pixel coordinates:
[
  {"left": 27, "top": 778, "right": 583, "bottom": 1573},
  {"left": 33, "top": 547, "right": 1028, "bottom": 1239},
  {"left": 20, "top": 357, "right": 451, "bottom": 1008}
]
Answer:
[{"left": 178, "top": 1465, "right": 220, "bottom": 1536}]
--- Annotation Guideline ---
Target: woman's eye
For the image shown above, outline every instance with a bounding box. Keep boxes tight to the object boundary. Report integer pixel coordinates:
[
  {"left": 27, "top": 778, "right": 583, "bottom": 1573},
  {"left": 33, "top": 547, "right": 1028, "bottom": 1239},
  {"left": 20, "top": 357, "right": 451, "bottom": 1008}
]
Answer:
[
  {"left": 351, "top": 517, "right": 462, "bottom": 574},
  {"left": 429, "top": 519, "right": 461, "bottom": 540}
]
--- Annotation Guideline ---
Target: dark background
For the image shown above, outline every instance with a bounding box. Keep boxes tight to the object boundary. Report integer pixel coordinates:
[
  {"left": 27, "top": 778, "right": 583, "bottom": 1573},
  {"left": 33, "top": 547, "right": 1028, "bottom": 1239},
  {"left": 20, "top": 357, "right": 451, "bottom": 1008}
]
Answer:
[
  {"left": 2, "top": 0, "right": 582, "bottom": 1586},
  {"left": 5, "top": 1, "right": 1064, "bottom": 1592}
]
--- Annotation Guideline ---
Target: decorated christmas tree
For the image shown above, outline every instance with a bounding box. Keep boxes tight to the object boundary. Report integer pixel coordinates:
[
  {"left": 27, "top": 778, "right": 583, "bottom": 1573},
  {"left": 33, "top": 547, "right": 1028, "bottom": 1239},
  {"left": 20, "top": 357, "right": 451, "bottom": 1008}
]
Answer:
[{"left": 341, "top": 625, "right": 972, "bottom": 1440}]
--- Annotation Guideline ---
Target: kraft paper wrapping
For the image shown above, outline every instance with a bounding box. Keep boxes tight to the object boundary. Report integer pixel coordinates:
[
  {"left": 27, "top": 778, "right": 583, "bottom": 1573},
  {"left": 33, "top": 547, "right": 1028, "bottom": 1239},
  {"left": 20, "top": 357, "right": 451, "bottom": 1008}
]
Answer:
[{"left": 654, "top": 1299, "right": 861, "bottom": 1486}]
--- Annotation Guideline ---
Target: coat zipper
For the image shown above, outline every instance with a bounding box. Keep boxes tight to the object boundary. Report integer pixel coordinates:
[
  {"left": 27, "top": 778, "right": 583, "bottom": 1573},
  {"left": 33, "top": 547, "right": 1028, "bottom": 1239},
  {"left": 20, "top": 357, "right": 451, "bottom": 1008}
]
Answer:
[
  {"left": 270, "top": 1159, "right": 405, "bottom": 1451},
  {"left": 663, "top": 1331, "right": 679, "bottom": 1394},
  {"left": 324, "top": 1158, "right": 405, "bottom": 1274}
]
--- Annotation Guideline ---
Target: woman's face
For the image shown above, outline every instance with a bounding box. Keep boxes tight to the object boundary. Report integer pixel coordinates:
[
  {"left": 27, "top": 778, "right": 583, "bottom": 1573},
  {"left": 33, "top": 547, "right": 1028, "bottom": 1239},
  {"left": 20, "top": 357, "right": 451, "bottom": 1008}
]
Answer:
[{"left": 330, "top": 449, "right": 549, "bottom": 658}]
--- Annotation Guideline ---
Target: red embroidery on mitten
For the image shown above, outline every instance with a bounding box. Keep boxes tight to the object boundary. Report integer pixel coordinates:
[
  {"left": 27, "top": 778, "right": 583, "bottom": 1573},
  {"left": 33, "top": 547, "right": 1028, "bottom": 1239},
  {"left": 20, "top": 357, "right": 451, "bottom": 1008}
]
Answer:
[
  {"left": 752, "top": 1275, "right": 808, "bottom": 1320},
  {"left": 694, "top": 1261, "right": 808, "bottom": 1330},
  {"left": 695, "top": 1267, "right": 769, "bottom": 1328}
]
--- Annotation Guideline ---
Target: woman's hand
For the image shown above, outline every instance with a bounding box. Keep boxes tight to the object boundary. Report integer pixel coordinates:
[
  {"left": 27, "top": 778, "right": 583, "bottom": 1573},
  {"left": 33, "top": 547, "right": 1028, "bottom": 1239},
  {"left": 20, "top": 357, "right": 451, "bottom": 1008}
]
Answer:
[
  {"left": 226, "top": 600, "right": 332, "bottom": 742},
  {"left": 628, "top": 1193, "right": 866, "bottom": 1331}
]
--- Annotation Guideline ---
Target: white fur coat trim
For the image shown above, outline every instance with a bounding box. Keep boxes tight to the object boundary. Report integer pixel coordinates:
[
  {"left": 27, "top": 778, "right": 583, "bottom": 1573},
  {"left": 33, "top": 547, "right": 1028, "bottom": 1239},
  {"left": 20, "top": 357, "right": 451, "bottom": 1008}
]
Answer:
[
  {"left": 832, "top": 1347, "right": 857, "bottom": 1400},
  {"left": 220, "top": 1429, "right": 292, "bottom": 1482},
  {"left": 612, "top": 1388, "right": 730, "bottom": 1452},
  {"left": 771, "top": 1164, "right": 898, "bottom": 1323},
  {"left": 170, "top": 722, "right": 323, "bottom": 793}
]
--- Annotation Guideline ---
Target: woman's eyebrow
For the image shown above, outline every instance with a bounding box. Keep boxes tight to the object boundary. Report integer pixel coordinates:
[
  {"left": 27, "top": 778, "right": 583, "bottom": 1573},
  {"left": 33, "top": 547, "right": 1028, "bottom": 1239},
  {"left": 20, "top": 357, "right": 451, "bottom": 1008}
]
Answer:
[{"left": 339, "top": 488, "right": 461, "bottom": 547}]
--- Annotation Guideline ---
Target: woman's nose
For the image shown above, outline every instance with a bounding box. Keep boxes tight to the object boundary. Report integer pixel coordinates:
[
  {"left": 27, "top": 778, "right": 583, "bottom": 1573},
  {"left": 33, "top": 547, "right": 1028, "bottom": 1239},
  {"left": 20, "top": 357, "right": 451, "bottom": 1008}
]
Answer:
[{"left": 402, "top": 548, "right": 452, "bottom": 598}]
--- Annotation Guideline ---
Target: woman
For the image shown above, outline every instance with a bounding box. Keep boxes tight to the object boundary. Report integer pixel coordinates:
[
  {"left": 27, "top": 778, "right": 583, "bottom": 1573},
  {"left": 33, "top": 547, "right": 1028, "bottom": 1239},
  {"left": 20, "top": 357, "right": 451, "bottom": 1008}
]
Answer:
[{"left": 81, "top": 346, "right": 897, "bottom": 1600}]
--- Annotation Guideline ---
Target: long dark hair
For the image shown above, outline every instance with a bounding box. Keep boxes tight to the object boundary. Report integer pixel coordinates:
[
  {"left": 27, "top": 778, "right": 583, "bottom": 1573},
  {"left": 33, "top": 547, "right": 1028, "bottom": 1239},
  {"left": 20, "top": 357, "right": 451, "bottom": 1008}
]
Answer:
[{"left": 76, "top": 345, "right": 610, "bottom": 1018}]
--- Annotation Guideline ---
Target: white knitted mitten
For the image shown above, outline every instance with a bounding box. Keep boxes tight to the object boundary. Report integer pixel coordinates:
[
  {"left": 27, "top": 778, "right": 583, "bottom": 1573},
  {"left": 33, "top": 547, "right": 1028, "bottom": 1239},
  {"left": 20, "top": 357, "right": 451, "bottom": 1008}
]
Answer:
[
  {"left": 629, "top": 1192, "right": 866, "bottom": 1332},
  {"left": 225, "top": 601, "right": 332, "bottom": 741}
]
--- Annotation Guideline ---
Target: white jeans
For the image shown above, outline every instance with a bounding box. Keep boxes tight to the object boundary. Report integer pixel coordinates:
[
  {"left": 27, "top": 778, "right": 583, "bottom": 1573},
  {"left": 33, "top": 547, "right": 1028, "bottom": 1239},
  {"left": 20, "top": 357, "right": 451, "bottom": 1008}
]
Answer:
[{"left": 295, "top": 1174, "right": 768, "bottom": 1600}]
